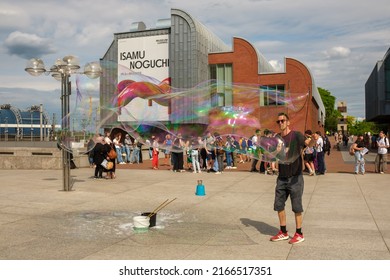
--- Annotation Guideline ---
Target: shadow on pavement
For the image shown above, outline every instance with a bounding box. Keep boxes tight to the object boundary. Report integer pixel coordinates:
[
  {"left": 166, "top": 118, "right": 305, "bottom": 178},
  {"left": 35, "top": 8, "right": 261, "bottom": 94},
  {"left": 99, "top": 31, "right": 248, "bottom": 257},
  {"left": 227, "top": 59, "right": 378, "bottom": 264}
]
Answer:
[{"left": 240, "top": 218, "right": 278, "bottom": 236}]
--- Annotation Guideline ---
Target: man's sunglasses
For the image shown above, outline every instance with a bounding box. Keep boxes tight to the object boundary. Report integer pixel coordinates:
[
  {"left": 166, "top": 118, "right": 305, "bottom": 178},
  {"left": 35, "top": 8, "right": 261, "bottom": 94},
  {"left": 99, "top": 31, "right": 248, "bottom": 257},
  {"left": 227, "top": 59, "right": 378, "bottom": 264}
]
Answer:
[{"left": 276, "top": 119, "right": 286, "bottom": 124}]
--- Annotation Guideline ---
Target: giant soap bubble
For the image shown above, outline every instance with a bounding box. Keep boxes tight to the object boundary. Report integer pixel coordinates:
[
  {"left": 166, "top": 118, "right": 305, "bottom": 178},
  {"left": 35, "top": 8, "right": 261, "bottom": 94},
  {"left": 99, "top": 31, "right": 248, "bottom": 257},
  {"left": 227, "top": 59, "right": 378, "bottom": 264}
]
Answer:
[{"left": 61, "top": 61, "right": 309, "bottom": 164}]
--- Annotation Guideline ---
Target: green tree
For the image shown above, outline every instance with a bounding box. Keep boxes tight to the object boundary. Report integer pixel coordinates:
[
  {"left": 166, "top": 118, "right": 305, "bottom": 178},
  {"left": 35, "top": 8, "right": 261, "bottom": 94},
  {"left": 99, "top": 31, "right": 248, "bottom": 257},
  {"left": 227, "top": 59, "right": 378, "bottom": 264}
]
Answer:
[
  {"left": 348, "top": 119, "right": 379, "bottom": 136},
  {"left": 318, "top": 87, "right": 341, "bottom": 132}
]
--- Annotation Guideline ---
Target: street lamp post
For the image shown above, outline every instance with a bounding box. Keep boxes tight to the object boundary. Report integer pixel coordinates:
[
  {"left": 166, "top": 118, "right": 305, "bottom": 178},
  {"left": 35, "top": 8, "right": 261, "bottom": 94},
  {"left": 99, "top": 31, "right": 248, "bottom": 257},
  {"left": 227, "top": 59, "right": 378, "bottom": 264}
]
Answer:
[
  {"left": 5, "top": 117, "right": 8, "bottom": 141},
  {"left": 30, "top": 110, "right": 33, "bottom": 141},
  {"left": 25, "top": 56, "right": 101, "bottom": 191}
]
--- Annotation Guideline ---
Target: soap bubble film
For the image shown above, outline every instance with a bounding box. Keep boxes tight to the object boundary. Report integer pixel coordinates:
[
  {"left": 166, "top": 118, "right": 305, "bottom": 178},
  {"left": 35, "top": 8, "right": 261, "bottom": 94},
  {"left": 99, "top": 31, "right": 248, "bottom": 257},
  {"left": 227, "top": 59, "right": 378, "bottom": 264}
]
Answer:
[{"left": 63, "top": 62, "right": 309, "bottom": 164}]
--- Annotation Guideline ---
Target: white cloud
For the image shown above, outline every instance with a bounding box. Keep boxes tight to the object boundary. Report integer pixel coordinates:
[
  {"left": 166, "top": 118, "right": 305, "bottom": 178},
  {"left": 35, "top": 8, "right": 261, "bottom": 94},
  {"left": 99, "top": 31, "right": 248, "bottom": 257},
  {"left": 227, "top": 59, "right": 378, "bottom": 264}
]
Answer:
[
  {"left": 324, "top": 46, "right": 352, "bottom": 59},
  {"left": 3, "top": 31, "right": 57, "bottom": 59},
  {"left": 0, "top": 0, "right": 389, "bottom": 120},
  {"left": 0, "top": 6, "right": 29, "bottom": 30}
]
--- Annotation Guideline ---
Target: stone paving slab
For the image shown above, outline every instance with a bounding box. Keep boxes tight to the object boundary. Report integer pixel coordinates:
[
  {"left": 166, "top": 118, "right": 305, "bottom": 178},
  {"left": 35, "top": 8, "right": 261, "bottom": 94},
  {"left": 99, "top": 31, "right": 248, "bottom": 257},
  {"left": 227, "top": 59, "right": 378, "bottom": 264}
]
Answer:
[{"left": 0, "top": 167, "right": 389, "bottom": 260}]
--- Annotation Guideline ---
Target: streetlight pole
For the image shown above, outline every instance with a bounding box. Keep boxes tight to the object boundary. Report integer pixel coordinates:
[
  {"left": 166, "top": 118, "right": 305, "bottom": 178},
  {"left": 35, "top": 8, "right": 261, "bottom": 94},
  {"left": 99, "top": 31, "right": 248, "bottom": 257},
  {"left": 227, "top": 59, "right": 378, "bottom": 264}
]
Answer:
[
  {"left": 30, "top": 110, "right": 33, "bottom": 141},
  {"left": 39, "top": 104, "right": 43, "bottom": 141},
  {"left": 5, "top": 117, "right": 8, "bottom": 141},
  {"left": 25, "top": 56, "right": 101, "bottom": 191}
]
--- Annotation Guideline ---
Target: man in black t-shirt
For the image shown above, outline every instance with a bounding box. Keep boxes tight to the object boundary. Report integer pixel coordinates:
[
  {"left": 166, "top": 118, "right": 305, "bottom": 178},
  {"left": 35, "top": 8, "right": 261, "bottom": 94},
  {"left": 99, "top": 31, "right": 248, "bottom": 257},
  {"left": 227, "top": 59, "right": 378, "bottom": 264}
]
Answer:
[{"left": 270, "top": 112, "right": 307, "bottom": 245}]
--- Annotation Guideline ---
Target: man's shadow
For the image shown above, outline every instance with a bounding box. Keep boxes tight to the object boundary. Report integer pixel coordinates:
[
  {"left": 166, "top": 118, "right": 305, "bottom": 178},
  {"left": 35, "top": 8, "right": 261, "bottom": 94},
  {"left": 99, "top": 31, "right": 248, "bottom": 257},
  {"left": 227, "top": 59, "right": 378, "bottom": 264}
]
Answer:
[{"left": 240, "top": 218, "right": 279, "bottom": 236}]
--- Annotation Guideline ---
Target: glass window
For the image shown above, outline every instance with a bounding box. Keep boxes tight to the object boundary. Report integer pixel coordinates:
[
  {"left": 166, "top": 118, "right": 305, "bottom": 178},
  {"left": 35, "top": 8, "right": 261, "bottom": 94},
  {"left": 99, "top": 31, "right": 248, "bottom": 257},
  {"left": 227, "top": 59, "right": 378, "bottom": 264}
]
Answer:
[
  {"left": 209, "top": 64, "right": 232, "bottom": 107},
  {"left": 260, "top": 85, "right": 285, "bottom": 106}
]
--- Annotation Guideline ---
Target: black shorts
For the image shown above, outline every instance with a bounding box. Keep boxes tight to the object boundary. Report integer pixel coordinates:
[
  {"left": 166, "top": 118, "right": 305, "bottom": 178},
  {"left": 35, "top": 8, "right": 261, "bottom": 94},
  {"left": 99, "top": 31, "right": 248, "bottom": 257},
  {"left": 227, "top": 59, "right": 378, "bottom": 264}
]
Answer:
[
  {"left": 304, "top": 153, "right": 314, "bottom": 162},
  {"left": 207, "top": 150, "right": 216, "bottom": 160},
  {"left": 274, "top": 175, "right": 304, "bottom": 213}
]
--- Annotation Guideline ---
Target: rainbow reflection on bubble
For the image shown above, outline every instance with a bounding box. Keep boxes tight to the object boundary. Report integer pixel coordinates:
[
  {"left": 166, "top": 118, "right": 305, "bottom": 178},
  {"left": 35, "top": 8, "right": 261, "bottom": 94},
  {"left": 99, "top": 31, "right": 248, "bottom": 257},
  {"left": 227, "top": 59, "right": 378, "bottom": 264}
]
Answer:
[{"left": 61, "top": 62, "right": 309, "bottom": 164}]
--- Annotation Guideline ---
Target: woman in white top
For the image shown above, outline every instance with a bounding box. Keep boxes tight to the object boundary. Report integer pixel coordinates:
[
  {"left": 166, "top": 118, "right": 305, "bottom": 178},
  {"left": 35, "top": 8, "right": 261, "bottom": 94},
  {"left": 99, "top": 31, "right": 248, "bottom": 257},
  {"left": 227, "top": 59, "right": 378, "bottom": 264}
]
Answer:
[
  {"left": 104, "top": 131, "right": 112, "bottom": 145},
  {"left": 375, "top": 131, "right": 389, "bottom": 174},
  {"left": 113, "top": 133, "right": 125, "bottom": 164}
]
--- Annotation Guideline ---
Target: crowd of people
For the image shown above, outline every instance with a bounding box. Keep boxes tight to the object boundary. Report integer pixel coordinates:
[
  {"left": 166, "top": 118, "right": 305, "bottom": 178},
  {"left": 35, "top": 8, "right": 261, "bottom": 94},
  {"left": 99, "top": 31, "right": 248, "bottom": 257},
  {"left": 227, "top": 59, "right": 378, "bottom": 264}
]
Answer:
[
  {"left": 87, "top": 125, "right": 388, "bottom": 180},
  {"left": 88, "top": 128, "right": 334, "bottom": 178}
]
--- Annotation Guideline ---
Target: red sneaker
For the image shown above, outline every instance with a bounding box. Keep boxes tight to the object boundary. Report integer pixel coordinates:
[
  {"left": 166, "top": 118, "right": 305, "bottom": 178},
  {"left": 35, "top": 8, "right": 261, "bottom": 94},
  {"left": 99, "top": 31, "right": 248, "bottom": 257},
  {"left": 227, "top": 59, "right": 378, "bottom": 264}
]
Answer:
[
  {"left": 270, "top": 230, "right": 289, "bottom": 242},
  {"left": 289, "top": 233, "right": 304, "bottom": 244}
]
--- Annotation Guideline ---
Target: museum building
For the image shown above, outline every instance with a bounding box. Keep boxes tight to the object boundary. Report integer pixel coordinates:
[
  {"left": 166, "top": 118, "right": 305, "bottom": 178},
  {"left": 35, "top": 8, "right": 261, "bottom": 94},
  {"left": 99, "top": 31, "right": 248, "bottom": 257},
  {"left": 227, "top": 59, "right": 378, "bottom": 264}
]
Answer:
[{"left": 99, "top": 8, "right": 325, "bottom": 136}]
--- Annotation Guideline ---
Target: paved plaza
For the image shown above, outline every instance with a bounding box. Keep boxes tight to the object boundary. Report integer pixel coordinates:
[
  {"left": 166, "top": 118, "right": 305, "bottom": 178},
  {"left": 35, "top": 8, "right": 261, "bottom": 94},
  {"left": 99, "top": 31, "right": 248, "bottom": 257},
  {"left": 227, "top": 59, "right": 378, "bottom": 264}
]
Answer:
[{"left": 0, "top": 147, "right": 389, "bottom": 260}]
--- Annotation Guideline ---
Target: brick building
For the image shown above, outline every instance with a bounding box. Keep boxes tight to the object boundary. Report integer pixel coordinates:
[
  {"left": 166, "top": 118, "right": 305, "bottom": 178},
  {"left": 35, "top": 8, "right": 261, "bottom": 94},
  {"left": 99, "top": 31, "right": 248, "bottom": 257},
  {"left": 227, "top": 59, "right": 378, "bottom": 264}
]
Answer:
[{"left": 100, "top": 8, "right": 325, "bottom": 137}]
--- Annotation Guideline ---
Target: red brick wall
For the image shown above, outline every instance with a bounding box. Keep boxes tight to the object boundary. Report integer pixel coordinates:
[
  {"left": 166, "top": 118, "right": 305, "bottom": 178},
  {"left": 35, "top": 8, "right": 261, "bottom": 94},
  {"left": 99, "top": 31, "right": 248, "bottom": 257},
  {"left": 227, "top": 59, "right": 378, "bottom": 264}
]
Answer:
[{"left": 209, "top": 37, "right": 324, "bottom": 136}]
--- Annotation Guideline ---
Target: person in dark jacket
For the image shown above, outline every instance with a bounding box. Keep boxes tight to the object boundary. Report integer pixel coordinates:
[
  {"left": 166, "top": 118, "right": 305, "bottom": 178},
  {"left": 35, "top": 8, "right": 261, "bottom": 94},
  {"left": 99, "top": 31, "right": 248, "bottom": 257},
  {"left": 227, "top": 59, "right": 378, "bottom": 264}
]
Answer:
[{"left": 93, "top": 136, "right": 110, "bottom": 179}]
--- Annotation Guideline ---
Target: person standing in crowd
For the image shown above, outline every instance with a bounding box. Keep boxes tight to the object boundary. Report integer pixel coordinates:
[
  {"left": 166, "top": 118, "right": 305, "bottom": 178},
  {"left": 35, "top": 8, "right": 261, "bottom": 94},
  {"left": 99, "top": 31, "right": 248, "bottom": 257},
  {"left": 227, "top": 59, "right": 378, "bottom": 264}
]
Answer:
[
  {"left": 130, "top": 137, "right": 141, "bottom": 164},
  {"left": 184, "top": 137, "right": 193, "bottom": 171},
  {"left": 323, "top": 134, "right": 331, "bottom": 156},
  {"left": 313, "top": 131, "right": 325, "bottom": 175},
  {"left": 270, "top": 112, "right": 307, "bottom": 244},
  {"left": 249, "top": 129, "right": 262, "bottom": 172},
  {"left": 93, "top": 136, "right": 108, "bottom": 179},
  {"left": 87, "top": 138, "right": 95, "bottom": 168},
  {"left": 371, "top": 134, "right": 378, "bottom": 149},
  {"left": 137, "top": 138, "right": 144, "bottom": 163},
  {"left": 204, "top": 131, "right": 216, "bottom": 172},
  {"left": 190, "top": 139, "right": 201, "bottom": 173},
  {"left": 171, "top": 133, "right": 185, "bottom": 172},
  {"left": 303, "top": 130, "right": 316, "bottom": 176},
  {"left": 104, "top": 131, "right": 112, "bottom": 145},
  {"left": 231, "top": 136, "right": 240, "bottom": 168},
  {"left": 152, "top": 136, "right": 160, "bottom": 170},
  {"left": 343, "top": 133, "right": 349, "bottom": 147},
  {"left": 104, "top": 138, "right": 116, "bottom": 179},
  {"left": 224, "top": 135, "right": 236, "bottom": 169},
  {"left": 351, "top": 134, "right": 366, "bottom": 175},
  {"left": 145, "top": 138, "right": 153, "bottom": 160},
  {"left": 163, "top": 134, "right": 172, "bottom": 168},
  {"left": 262, "top": 129, "right": 279, "bottom": 175},
  {"left": 348, "top": 134, "right": 354, "bottom": 144},
  {"left": 113, "top": 133, "right": 126, "bottom": 164},
  {"left": 199, "top": 136, "right": 207, "bottom": 170},
  {"left": 124, "top": 134, "right": 132, "bottom": 164},
  {"left": 238, "top": 136, "right": 248, "bottom": 163},
  {"left": 338, "top": 133, "right": 343, "bottom": 147},
  {"left": 214, "top": 134, "right": 225, "bottom": 174},
  {"left": 375, "top": 131, "right": 389, "bottom": 174},
  {"left": 103, "top": 131, "right": 116, "bottom": 179}
]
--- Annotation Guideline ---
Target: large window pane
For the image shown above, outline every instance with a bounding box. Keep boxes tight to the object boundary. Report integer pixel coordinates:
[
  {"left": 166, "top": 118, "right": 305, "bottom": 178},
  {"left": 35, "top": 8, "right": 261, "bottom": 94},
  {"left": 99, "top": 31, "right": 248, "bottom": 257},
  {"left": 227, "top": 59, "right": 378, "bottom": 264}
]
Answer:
[
  {"left": 209, "top": 63, "right": 233, "bottom": 106},
  {"left": 260, "top": 85, "right": 285, "bottom": 106}
]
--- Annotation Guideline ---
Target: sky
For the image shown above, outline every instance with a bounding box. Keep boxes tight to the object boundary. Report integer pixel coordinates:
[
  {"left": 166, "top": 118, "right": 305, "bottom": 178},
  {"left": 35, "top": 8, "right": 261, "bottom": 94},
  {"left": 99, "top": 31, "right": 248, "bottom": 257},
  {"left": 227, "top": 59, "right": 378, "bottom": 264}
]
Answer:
[{"left": 0, "top": 0, "right": 389, "bottom": 122}]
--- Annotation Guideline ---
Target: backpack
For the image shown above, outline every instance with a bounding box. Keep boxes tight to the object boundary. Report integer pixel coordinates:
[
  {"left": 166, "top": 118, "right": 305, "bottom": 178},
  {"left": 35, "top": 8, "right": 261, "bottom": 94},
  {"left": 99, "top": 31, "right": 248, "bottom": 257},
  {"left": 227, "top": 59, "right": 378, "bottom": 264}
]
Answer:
[
  {"left": 247, "top": 135, "right": 254, "bottom": 148},
  {"left": 108, "top": 145, "right": 117, "bottom": 160},
  {"left": 349, "top": 145, "right": 355, "bottom": 156},
  {"left": 323, "top": 136, "right": 331, "bottom": 152}
]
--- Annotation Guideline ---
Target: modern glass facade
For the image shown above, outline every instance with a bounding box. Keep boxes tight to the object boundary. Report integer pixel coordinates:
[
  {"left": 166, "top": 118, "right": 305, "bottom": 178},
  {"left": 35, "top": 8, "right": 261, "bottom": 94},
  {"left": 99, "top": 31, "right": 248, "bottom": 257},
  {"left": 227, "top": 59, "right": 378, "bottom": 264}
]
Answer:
[
  {"left": 365, "top": 47, "right": 390, "bottom": 124},
  {"left": 385, "top": 54, "right": 390, "bottom": 101}
]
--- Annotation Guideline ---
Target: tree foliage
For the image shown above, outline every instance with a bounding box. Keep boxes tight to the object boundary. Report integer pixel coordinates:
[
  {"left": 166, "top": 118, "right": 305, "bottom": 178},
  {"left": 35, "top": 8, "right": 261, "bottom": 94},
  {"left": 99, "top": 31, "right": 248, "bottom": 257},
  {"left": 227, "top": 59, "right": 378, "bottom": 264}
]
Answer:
[
  {"left": 318, "top": 87, "right": 341, "bottom": 132},
  {"left": 347, "top": 117, "right": 380, "bottom": 136}
]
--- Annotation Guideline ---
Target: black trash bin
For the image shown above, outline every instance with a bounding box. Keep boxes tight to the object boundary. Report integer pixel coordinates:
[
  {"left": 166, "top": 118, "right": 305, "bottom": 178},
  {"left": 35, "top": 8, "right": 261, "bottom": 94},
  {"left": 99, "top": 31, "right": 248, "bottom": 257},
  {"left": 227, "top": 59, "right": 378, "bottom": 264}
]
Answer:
[{"left": 141, "top": 212, "right": 156, "bottom": 227}]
